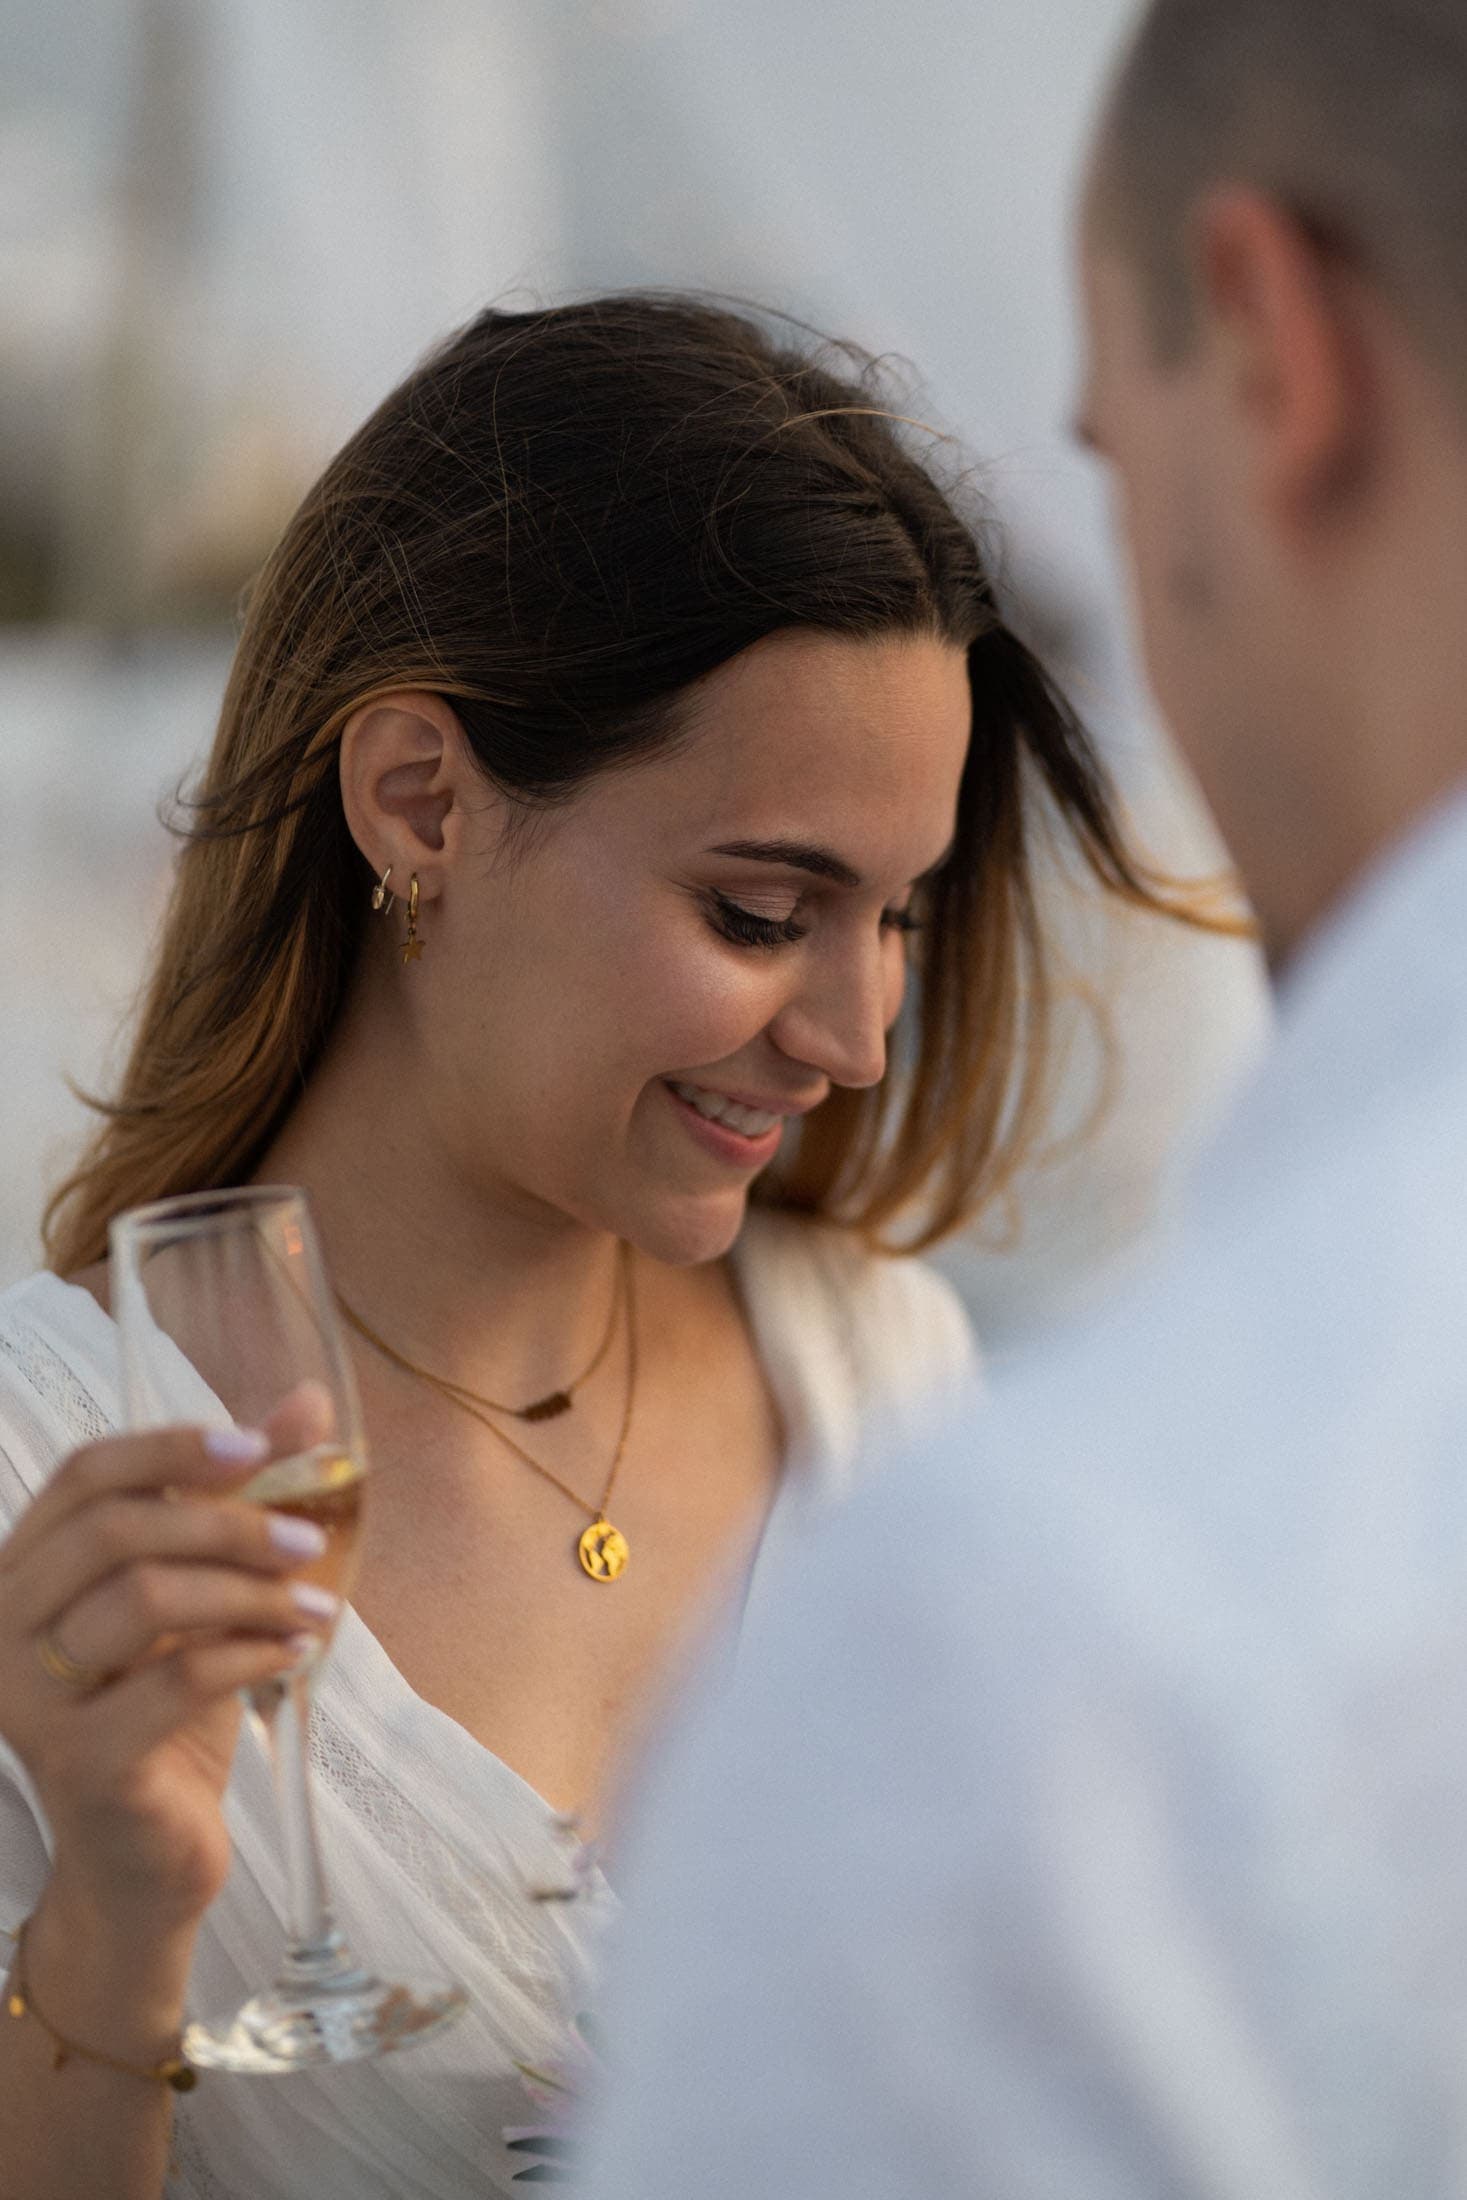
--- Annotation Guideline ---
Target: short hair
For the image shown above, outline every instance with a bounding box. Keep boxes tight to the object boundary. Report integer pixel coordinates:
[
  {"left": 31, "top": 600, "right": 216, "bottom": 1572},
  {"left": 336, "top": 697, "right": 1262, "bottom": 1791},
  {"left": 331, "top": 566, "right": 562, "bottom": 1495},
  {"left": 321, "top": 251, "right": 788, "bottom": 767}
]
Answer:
[{"left": 1097, "top": 0, "right": 1467, "bottom": 379}]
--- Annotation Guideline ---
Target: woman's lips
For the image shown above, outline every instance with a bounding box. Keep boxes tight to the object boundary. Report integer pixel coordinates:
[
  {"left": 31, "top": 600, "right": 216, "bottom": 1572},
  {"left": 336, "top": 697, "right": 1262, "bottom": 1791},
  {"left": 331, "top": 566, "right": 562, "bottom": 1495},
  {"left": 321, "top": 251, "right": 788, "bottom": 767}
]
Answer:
[{"left": 662, "top": 1080, "right": 787, "bottom": 1168}]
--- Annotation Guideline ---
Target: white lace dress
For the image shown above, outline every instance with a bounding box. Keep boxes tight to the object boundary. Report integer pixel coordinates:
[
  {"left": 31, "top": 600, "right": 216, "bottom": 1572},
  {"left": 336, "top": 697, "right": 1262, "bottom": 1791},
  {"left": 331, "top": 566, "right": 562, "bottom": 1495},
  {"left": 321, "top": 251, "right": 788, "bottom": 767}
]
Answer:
[{"left": 0, "top": 1211, "right": 974, "bottom": 2199}]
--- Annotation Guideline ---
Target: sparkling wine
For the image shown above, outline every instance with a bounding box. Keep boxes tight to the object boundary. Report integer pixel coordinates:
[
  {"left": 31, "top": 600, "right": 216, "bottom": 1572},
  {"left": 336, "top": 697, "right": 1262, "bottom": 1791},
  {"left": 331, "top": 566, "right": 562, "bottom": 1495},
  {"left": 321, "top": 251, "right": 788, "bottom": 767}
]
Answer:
[{"left": 240, "top": 1443, "right": 366, "bottom": 1604}]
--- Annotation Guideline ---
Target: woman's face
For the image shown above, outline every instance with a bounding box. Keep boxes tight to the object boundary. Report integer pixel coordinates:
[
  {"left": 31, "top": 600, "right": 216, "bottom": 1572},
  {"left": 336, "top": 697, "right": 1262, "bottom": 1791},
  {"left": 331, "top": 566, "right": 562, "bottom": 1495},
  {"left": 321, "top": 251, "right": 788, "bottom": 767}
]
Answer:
[{"left": 416, "top": 629, "right": 972, "bottom": 1265}]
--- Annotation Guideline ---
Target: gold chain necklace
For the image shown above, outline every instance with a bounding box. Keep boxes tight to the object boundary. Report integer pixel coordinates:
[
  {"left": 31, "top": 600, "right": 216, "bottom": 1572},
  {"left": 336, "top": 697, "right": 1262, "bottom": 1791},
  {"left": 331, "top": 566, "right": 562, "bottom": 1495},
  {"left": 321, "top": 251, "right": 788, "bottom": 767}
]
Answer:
[
  {"left": 340, "top": 1246, "right": 638, "bottom": 1583},
  {"left": 337, "top": 1242, "right": 626, "bottom": 1423}
]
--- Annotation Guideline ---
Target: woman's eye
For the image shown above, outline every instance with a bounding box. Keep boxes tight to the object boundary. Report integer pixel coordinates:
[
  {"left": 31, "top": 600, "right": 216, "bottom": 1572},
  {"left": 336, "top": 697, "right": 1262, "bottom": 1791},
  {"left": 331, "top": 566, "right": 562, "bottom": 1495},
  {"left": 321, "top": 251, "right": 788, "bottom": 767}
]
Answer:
[
  {"left": 705, "top": 891, "right": 924, "bottom": 949},
  {"left": 707, "top": 892, "right": 809, "bottom": 949}
]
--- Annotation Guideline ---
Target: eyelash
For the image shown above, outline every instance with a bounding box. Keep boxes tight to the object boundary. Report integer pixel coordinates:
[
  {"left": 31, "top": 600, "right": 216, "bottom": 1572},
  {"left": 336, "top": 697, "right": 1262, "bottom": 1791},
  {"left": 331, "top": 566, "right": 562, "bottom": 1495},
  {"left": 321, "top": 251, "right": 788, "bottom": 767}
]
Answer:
[{"left": 706, "top": 892, "right": 923, "bottom": 952}]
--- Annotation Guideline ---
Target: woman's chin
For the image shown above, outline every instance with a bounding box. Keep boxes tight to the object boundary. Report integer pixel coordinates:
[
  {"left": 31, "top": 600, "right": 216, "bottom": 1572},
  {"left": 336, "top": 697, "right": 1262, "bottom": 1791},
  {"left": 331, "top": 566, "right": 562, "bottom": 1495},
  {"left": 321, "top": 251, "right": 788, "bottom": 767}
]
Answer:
[{"left": 619, "top": 1185, "right": 754, "bottom": 1270}]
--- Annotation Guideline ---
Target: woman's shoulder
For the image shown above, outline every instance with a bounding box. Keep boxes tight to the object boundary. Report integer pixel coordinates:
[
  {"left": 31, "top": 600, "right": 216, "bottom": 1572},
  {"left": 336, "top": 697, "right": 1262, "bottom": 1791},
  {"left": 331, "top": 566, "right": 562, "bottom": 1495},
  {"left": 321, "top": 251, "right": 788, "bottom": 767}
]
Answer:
[
  {"left": 0, "top": 1268, "right": 114, "bottom": 1382},
  {"left": 0, "top": 1271, "right": 119, "bottom": 1522},
  {"left": 0, "top": 1268, "right": 78, "bottom": 1323},
  {"left": 735, "top": 1207, "right": 979, "bottom": 1412}
]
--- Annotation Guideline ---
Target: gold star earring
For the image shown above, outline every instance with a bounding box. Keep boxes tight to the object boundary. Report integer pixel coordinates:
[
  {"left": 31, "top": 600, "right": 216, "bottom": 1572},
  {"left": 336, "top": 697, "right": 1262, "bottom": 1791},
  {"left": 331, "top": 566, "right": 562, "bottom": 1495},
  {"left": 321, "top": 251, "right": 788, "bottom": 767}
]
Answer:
[{"left": 402, "top": 874, "right": 424, "bottom": 964}]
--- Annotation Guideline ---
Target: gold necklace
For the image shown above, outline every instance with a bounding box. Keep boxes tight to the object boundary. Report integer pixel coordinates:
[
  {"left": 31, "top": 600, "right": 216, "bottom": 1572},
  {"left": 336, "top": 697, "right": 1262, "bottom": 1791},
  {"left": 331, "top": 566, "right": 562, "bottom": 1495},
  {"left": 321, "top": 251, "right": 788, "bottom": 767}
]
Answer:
[
  {"left": 341, "top": 1247, "right": 638, "bottom": 1583},
  {"left": 336, "top": 1242, "right": 626, "bottom": 1423}
]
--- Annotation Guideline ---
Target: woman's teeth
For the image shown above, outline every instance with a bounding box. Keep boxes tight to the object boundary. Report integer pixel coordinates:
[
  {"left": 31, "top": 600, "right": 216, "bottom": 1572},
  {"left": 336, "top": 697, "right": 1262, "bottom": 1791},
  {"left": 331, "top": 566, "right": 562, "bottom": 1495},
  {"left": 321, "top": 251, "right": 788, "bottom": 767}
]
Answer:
[{"left": 671, "top": 1081, "right": 780, "bottom": 1139}]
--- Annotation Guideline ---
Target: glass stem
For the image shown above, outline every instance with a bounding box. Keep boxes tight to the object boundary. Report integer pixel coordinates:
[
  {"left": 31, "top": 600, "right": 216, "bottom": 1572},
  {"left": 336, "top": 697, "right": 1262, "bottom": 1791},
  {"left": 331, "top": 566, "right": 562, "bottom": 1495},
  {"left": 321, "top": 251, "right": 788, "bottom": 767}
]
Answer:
[{"left": 253, "top": 1670, "right": 361, "bottom": 1990}]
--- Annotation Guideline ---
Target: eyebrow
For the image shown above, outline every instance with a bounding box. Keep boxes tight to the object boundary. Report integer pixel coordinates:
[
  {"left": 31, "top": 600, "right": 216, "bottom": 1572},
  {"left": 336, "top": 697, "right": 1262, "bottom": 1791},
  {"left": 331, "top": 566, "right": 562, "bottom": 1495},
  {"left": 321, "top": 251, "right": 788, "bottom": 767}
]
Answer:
[{"left": 707, "top": 839, "right": 864, "bottom": 889}]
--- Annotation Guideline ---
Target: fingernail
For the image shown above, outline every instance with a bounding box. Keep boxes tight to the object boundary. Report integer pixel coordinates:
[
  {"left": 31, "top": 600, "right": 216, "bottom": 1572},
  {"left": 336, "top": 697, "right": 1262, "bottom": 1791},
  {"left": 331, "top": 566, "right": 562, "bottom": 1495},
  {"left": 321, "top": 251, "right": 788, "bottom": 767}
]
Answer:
[
  {"left": 276, "top": 1378, "right": 334, "bottom": 1426},
  {"left": 289, "top": 1580, "right": 340, "bottom": 1620},
  {"left": 203, "top": 1426, "right": 270, "bottom": 1467},
  {"left": 282, "top": 1632, "right": 319, "bottom": 1665},
  {"left": 268, "top": 1514, "right": 328, "bottom": 1559}
]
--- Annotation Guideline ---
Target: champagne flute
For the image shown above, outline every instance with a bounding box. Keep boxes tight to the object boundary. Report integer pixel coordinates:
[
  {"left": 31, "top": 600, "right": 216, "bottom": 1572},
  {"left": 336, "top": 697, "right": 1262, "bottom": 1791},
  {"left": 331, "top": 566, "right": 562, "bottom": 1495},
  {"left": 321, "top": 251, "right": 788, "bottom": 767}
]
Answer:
[{"left": 110, "top": 1185, "right": 468, "bottom": 2073}]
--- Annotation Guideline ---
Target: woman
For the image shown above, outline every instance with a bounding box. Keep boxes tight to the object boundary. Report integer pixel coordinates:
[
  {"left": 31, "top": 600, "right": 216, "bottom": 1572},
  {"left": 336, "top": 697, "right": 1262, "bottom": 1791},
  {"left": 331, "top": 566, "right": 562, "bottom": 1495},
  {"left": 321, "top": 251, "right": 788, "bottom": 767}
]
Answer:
[{"left": 0, "top": 296, "right": 1193, "bottom": 2198}]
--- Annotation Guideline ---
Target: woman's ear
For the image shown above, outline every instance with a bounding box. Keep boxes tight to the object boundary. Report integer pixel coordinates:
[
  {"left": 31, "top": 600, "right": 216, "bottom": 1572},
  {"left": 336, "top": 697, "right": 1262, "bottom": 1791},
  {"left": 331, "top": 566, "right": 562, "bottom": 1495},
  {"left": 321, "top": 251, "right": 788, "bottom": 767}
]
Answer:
[{"left": 339, "top": 690, "right": 481, "bottom": 888}]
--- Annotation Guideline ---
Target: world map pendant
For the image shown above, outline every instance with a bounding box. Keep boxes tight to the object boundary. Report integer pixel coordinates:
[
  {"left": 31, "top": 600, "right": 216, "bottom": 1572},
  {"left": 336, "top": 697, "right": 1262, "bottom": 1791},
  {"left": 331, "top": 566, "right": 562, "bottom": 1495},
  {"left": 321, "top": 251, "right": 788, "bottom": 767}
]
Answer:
[{"left": 578, "top": 1517, "right": 629, "bottom": 1582}]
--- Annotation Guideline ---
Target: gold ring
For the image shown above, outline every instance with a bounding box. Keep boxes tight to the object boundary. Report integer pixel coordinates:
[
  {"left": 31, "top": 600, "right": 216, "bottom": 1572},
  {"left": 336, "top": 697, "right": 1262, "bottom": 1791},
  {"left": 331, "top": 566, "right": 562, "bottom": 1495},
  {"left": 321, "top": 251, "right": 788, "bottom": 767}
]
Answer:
[{"left": 35, "top": 1626, "right": 113, "bottom": 1694}]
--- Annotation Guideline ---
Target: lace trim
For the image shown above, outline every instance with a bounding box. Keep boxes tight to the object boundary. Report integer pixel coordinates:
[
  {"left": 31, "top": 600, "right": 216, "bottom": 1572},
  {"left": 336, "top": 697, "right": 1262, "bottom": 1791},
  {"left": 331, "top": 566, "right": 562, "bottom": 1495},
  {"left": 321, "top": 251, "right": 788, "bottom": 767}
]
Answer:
[
  {"left": 167, "top": 2107, "right": 236, "bottom": 2200},
  {"left": 308, "top": 1714, "right": 603, "bottom": 1995},
  {"left": 0, "top": 1319, "right": 112, "bottom": 1448}
]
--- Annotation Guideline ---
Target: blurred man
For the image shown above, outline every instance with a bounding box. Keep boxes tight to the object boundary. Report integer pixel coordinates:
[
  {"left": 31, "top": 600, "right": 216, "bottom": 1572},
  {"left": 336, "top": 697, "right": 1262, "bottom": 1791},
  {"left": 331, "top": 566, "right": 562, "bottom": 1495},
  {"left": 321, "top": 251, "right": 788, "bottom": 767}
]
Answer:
[{"left": 579, "top": 4, "right": 1467, "bottom": 2194}]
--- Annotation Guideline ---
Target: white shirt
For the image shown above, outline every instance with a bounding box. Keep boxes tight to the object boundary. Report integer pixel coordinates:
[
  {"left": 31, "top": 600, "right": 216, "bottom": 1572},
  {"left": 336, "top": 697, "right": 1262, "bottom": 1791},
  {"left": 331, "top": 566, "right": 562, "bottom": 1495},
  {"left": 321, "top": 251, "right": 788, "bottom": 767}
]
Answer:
[
  {"left": 578, "top": 785, "right": 1467, "bottom": 2200},
  {"left": 0, "top": 1211, "right": 972, "bottom": 2200}
]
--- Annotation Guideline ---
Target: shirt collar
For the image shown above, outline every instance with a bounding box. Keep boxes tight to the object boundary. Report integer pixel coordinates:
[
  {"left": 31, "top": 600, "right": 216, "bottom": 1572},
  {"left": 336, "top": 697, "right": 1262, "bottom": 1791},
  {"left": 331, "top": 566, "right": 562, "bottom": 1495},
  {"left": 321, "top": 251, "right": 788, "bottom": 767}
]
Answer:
[{"left": 1191, "top": 776, "right": 1467, "bottom": 1213}]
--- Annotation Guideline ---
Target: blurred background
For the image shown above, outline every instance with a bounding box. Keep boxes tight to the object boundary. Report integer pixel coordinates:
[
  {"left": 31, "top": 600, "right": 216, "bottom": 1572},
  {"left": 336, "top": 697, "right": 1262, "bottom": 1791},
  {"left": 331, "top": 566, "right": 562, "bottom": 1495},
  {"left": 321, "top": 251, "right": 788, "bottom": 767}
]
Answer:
[{"left": 1, "top": 0, "right": 1268, "bottom": 1349}]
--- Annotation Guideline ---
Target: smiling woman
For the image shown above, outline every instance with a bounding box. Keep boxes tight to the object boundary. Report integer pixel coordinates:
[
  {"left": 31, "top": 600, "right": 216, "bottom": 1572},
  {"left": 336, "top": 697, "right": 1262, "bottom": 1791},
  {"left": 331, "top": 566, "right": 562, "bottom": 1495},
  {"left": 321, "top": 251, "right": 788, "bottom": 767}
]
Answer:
[
  {"left": 44, "top": 298, "right": 1185, "bottom": 1272},
  {"left": 0, "top": 295, "right": 1207, "bottom": 2200}
]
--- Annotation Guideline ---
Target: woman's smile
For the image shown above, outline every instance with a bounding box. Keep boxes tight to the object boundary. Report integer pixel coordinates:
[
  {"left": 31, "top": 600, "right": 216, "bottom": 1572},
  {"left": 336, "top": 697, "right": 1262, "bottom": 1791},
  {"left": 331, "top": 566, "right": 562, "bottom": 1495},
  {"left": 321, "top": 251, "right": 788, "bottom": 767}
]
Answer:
[{"left": 661, "top": 1078, "right": 792, "bottom": 1170}]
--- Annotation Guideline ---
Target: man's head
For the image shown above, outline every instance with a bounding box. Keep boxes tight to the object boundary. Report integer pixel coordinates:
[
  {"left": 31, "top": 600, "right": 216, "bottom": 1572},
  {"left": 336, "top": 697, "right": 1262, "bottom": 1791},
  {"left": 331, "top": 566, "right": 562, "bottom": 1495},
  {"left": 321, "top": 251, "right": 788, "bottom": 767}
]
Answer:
[{"left": 1080, "top": 0, "right": 1467, "bottom": 960}]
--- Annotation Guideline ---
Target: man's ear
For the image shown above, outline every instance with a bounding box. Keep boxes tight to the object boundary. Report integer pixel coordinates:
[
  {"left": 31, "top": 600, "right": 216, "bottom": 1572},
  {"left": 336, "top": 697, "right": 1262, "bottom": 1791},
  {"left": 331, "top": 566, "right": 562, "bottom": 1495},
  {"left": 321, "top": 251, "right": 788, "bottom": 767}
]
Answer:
[
  {"left": 339, "top": 690, "right": 479, "bottom": 891},
  {"left": 1191, "top": 185, "right": 1372, "bottom": 522}
]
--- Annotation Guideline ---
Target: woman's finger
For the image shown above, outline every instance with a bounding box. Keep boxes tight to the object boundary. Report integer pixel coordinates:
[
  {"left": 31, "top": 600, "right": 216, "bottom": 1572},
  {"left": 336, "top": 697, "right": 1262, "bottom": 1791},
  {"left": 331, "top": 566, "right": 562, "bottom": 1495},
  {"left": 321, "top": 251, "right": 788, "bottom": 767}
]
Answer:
[
  {"left": 261, "top": 1380, "right": 335, "bottom": 1458},
  {"left": 69, "top": 1632, "right": 319, "bottom": 1769},
  {"left": 47, "top": 1559, "right": 340, "bottom": 1679},
  {"left": 2, "top": 1490, "right": 328, "bottom": 1640},
  {"left": 0, "top": 1424, "right": 270, "bottom": 1568}
]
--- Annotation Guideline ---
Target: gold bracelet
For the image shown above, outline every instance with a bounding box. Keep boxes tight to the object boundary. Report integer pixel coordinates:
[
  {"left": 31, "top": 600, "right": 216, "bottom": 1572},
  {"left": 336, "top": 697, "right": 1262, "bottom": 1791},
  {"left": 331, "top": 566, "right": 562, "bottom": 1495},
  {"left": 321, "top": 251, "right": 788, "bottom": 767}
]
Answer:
[{"left": 3, "top": 1919, "right": 197, "bottom": 2092}]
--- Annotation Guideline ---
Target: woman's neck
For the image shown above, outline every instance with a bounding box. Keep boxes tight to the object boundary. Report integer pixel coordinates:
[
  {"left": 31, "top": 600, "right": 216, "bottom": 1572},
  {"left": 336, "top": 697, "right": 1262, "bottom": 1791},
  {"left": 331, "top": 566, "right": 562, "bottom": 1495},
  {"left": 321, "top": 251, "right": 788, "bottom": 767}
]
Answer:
[{"left": 256, "top": 1000, "right": 624, "bottom": 1407}]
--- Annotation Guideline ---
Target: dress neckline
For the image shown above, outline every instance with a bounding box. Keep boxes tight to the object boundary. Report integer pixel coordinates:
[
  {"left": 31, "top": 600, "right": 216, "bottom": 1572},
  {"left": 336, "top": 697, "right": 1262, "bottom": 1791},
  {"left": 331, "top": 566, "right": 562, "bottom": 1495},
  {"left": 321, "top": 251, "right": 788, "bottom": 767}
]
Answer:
[{"left": 19, "top": 1217, "right": 838, "bottom": 1869}]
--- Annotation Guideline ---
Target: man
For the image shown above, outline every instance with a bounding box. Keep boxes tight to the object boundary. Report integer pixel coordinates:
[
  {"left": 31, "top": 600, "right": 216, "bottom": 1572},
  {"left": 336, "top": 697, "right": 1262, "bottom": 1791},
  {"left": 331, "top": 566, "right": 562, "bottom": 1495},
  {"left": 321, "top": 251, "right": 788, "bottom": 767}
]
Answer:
[{"left": 579, "top": 3, "right": 1467, "bottom": 2193}]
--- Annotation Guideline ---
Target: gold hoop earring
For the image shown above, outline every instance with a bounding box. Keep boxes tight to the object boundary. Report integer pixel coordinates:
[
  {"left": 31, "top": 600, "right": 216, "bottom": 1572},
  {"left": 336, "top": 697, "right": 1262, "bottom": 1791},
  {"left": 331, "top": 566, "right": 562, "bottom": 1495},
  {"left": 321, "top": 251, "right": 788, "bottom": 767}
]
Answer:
[
  {"left": 402, "top": 874, "right": 423, "bottom": 964},
  {"left": 370, "top": 864, "right": 395, "bottom": 914}
]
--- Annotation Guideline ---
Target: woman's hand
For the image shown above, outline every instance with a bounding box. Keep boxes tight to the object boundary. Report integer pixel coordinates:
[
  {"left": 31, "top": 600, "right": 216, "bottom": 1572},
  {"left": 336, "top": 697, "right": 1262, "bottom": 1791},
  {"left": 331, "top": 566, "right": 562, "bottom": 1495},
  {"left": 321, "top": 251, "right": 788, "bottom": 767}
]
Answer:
[{"left": 0, "top": 1419, "right": 332, "bottom": 1932}]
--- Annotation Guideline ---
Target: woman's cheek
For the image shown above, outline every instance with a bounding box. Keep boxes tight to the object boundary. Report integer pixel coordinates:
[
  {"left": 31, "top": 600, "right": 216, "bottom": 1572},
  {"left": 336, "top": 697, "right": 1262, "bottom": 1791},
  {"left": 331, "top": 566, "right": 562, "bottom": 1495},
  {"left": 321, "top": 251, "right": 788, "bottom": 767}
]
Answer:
[{"left": 644, "top": 940, "right": 790, "bottom": 1064}]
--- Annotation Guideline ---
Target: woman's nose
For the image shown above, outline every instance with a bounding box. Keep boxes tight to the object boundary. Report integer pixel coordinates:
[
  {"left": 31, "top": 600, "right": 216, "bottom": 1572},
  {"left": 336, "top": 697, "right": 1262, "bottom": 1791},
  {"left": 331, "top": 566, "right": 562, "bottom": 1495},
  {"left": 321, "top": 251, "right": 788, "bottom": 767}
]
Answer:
[{"left": 768, "top": 940, "right": 897, "bottom": 1091}]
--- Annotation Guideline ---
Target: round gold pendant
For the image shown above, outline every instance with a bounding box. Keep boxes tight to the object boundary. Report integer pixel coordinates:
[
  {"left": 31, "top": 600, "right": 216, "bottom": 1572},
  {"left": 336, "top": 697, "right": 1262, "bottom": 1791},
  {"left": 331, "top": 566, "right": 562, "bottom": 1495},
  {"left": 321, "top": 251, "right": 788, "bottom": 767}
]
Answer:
[{"left": 578, "top": 1518, "right": 629, "bottom": 1582}]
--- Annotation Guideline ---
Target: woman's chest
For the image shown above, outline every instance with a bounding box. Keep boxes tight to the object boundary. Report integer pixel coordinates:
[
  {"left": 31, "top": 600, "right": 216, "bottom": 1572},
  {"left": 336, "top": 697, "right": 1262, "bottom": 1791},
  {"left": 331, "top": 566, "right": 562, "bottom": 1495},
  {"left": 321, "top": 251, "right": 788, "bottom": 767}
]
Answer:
[{"left": 348, "top": 1367, "right": 783, "bottom": 1835}]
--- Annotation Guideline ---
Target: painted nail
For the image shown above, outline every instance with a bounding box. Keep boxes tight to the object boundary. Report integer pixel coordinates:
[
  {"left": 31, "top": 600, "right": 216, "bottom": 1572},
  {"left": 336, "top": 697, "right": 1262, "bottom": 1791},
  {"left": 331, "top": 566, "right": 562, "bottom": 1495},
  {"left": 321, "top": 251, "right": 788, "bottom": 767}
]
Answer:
[
  {"left": 203, "top": 1426, "right": 270, "bottom": 1468},
  {"left": 267, "top": 1514, "right": 328, "bottom": 1559},
  {"left": 289, "top": 1581, "right": 340, "bottom": 1620},
  {"left": 282, "top": 1632, "right": 320, "bottom": 1665}
]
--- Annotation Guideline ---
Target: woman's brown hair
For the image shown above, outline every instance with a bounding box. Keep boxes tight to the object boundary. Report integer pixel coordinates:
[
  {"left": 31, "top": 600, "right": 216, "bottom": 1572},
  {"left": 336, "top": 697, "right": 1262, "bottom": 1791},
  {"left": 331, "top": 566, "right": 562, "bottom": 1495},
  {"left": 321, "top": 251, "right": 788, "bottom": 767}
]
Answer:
[{"left": 45, "top": 294, "right": 1214, "bottom": 1273}]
